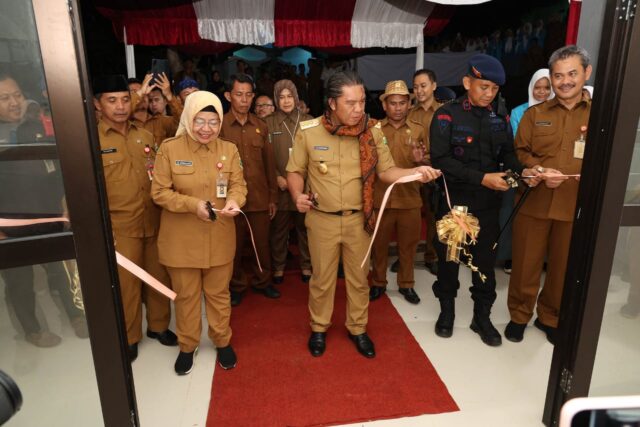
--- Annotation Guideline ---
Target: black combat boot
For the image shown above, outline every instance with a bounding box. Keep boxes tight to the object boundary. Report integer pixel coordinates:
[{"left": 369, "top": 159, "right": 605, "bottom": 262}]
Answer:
[
  {"left": 470, "top": 304, "right": 502, "bottom": 347},
  {"left": 435, "top": 299, "right": 455, "bottom": 338}
]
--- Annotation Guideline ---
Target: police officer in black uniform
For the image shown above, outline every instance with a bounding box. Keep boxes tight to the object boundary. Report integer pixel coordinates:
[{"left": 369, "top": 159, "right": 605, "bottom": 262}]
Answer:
[{"left": 429, "top": 54, "right": 540, "bottom": 347}]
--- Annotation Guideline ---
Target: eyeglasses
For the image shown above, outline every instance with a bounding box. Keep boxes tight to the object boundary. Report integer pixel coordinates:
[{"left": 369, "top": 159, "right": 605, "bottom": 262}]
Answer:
[
  {"left": 255, "top": 103, "right": 274, "bottom": 108},
  {"left": 193, "top": 118, "right": 221, "bottom": 128}
]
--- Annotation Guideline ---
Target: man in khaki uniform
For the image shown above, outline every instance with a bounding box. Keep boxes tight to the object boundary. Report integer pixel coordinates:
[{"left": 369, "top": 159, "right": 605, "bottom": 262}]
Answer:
[
  {"left": 505, "top": 46, "right": 592, "bottom": 344},
  {"left": 264, "top": 80, "right": 313, "bottom": 283},
  {"left": 93, "top": 75, "right": 176, "bottom": 361},
  {"left": 287, "top": 71, "right": 440, "bottom": 359},
  {"left": 369, "top": 80, "right": 427, "bottom": 305},
  {"left": 130, "top": 73, "right": 183, "bottom": 149},
  {"left": 408, "top": 69, "right": 442, "bottom": 275},
  {"left": 152, "top": 91, "right": 247, "bottom": 373},
  {"left": 221, "top": 74, "right": 280, "bottom": 305}
]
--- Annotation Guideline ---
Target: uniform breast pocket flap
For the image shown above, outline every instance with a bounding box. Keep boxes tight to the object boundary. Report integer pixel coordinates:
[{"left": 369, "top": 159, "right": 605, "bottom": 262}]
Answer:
[
  {"left": 102, "top": 151, "right": 124, "bottom": 166},
  {"left": 532, "top": 124, "right": 560, "bottom": 154},
  {"left": 310, "top": 149, "right": 334, "bottom": 163}
]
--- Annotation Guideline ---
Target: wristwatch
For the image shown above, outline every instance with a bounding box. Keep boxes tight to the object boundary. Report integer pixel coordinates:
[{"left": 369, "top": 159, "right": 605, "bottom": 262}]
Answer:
[{"left": 536, "top": 166, "right": 545, "bottom": 173}]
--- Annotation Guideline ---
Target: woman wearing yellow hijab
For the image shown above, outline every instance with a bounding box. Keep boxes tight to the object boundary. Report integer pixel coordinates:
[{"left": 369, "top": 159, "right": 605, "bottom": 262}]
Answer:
[{"left": 152, "top": 91, "right": 247, "bottom": 374}]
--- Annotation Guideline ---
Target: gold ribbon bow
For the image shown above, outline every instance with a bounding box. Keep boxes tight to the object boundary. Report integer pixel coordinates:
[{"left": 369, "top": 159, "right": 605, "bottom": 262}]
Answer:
[{"left": 436, "top": 205, "right": 487, "bottom": 282}]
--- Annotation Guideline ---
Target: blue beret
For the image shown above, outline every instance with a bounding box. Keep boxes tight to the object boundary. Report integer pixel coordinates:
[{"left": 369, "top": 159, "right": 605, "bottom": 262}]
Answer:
[
  {"left": 176, "top": 78, "right": 199, "bottom": 93},
  {"left": 468, "top": 54, "right": 506, "bottom": 86}
]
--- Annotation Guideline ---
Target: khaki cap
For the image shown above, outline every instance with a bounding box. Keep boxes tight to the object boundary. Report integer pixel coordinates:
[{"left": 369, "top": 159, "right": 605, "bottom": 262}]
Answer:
[{"left": 379, "top": 80, "right": 414, "bottom": 102}]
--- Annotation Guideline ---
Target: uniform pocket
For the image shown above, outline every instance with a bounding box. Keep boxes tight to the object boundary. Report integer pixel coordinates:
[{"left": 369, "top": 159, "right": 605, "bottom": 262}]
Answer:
[
  {"left": 531, "top": 125, "right": 560, "bottom": 157},
  {"left": 102, "top": 152, "right": 126, "bottom": 182},
  {"left": 250, "top": 139, "right": 264, "bottom": 160}
]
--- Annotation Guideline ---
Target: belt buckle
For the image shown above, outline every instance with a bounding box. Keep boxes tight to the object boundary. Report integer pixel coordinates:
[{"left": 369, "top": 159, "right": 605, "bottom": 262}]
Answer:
[{"left": 342, "top": 210, "right": 353, "bottom": 216}]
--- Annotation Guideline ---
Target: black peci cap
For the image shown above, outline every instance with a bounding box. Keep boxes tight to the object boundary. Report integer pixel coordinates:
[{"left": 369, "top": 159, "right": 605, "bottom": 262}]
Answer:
[{"left": 93, "top": 74, "right": 129, "bottom": 96}]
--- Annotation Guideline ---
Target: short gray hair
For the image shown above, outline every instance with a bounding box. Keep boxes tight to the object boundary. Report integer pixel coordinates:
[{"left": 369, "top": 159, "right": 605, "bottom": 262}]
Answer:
[
  {"left": 548, "top": 45, "right": 591, "bottom": 71},
  {"left": 326, "top": 71, "right": 364, "bottom": 104}
]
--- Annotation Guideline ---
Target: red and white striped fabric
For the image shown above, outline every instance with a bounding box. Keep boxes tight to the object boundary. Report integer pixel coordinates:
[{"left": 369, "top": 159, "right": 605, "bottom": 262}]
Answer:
[{"left": 97, "top": 0, "right": 491, "bottom": 51}]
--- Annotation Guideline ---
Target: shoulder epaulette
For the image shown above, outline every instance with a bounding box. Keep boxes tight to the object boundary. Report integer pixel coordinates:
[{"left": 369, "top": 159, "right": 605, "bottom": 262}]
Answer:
[{"left": 300, "top": 118, "right": 320, "bottom": 130}]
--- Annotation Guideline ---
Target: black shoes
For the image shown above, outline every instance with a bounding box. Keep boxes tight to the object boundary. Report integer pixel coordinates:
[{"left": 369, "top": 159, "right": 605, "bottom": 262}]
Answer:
[
  {"left": 217, "top": 345, "right": 237, "bottom": 370},
  {"left": 230, "top": 291, "right": 243, "bottom": 306},
  {"left": 348, "top": 332, "right": 376, "bottom": 358},
  {"left": 128, "top": 343, "right": 138, "bottom": 362},
  {"left": 254, "top": 284, "right": 281, "bottom": 299},
  {"left": 175, "top": 347, "right": 198, "bottom": 375},
  {"left": 369, "top": 286, "right": 386, "bottom": 301},
  {"left": 390, "top": 259, "right": 400, "bottom": 273},
  {"left": 308, "top": 332, "right": 326, "bottom": 357},
  {"left": 272, "top": 274, "right": 284, "bottom": 285},
  {"left": 399, "top": 288, "right": 421, "bottom": 304},
  {"left": 470, "top": 307, "right": 502, "bottom": 347},
  {"left": 504, "top": 321, "right": 526, "bottom": 342},
  {"left": 425, "top": 260, "right": 438, "bottom": 275},
  {"left": 301, "top": 269, "right": 312, "bottom": 283},
  {"left": 503, "top": 260, "right": 513, "bottom": 274},
  {"left": 147, "top": 329, "right": 178, "bottom": 346},
  {"left": 534, "top": 318, "right": 557, "bottom": 345},
  {"left": 435, "top": 299, "right": 455, "bottom": 338}
]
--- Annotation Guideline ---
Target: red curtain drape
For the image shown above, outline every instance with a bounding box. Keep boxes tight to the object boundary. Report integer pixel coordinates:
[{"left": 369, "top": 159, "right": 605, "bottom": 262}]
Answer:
[
  {"left": 424, "top": 5, "right": 455, "bottom": 37},
  {"left": 565, "top": 0, "right": 582, "bottom": 45},
  {"left": 97, "top": 3, "right": 201, "bottom": 46},
  {"left": 274, "top": 0, "right": 357, "bottom": 47}
]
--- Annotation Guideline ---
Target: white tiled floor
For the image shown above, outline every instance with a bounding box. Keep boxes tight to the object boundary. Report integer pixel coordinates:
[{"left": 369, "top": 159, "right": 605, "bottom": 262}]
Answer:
[
  {"left": 7, "top": 258, "right": 638, "bottom": 426},
  {"left": 132, "top": 262, "right": 552, "bottom": 427}
]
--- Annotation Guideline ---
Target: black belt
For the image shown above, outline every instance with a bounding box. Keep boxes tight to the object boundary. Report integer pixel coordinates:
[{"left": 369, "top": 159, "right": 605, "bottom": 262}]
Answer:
[{"left": 318, "top": 209, "right": 360, "bottom": 216}]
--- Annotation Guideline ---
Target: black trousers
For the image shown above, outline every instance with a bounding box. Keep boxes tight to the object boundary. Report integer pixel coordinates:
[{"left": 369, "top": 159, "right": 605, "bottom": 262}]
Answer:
[
  {"left": 432, "top": 202, "right": 499, "bottom": 307},
  {"left": 1, "top": 262, "right": 83, "bottom": 334}
]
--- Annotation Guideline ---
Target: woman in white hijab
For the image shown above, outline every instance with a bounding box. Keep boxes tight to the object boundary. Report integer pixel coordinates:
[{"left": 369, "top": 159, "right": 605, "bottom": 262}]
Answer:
[
  {"left": 498, "top": 69, "right": 554, "bottom": 273},
  {"left": 152, "top": 91, "right": 247, "bottom": 374}
]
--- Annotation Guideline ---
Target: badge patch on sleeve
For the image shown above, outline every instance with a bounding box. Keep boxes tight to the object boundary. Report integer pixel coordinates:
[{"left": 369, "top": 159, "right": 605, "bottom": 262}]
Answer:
[{"left": 438, "top": 114, "right": 452, "bottom": 130}]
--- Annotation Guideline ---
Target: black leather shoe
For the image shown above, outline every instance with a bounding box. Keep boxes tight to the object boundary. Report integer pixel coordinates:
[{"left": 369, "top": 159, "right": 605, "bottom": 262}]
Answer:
[
  {"left": 435, "top": 299, "right": 455, "bottom": 338},
  {"left": 128, "top": 343, "right": 138, "bottom": 362},
  {"left": 272, "top": 275, "right": 284, "bottom": 285},
  {"left": 301, "top": 270, "right": 312, "bottom": 283},
  {"left": 217, "top": 345, "right": 237, "bottom": 370},
  {"left": 308, "top": 332, "right": 326, "bottom": 357},
  {"left": 369, "top": 286, "right": 386, "bottom": 301},
  {"left": 399, "top": 288, "right": 421, "bottom": 304},
  {"left": 389, "top": 259, "right": 400, "bottom": 273},
  {"left": 230, "top": 291, "right": 243, "bottom": 306},
  {"left": 147, "top": 329, "right": 178, "bottom": 346},
  {"left": 425, "top": 261, "right": 438, "bottom": 275},
  {"left": 534, "top": 318, "right": 557, "bottom": 345},
  {"left": 504, "top": 321, "right": 526, "bottom": 342},
  {"left": 470, "top": 308, "right": 502, "bottom": 347},
  {"left": 348, "top": 332, "right": 375, "bottom": 358},
  {"left": 254, "top": 284, "right": 281, "bottom": 299}
]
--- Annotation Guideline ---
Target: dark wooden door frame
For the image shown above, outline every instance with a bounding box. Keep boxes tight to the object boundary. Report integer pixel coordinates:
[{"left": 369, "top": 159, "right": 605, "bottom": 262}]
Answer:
[
  {"left": 543, "top": 0, "right": 640, "bottom": 425},
  {"left": 24, "top": 0, "right": 138, "bottom": 425}
]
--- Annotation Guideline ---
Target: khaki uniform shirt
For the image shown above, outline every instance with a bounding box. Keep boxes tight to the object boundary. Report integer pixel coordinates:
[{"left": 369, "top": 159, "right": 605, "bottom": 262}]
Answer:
[
  {"left": 515, "top": 94, "right": 591, "bottom": 221},
  {"left": 408, "top": 98, "right": 442, "bottom": 157},
  {"left": 98, "top": 120, "right": 159, "bottom": 238},
  {"left": 286, "top": 117, "right": 396, "bottom": 212},
  {"left": 151, "top": 134, "right": 247, "bottom": 268},
  {"left": 264, "top": 109, "right": 313, "bottom": 211},
  {"left": 220, "top": 112, "right": 277, "bottom": 212},
  {"left": 131, "top": 92, "right": 183, "bottom": 148},
  {"left": 373, "top": 118, "right": 425, "bottom": 209}
]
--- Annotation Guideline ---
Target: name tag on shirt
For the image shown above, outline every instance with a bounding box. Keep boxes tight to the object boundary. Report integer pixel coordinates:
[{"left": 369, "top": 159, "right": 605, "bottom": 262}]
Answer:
[
  {"left": 574, "top": 139, "right": 585, "bottom": 159},
  {"left": 314, "top": 146, "right": 329, "bottom": 151},
  {"left": 175, "top": 160, "right": 193, "bottom": 166},
  {"left": 272, "top": 131, "right": 283, "bottom": 135},
  {"left": 535, "top": 121, "right": 552, "bottom": 127},
  {"left": 101, "top": 148, "right": 117, "bottom": 154}
]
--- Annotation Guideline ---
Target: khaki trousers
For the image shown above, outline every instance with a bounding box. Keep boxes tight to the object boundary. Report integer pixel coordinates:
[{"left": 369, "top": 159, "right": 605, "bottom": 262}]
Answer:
[
  {"left": 371, "top": 207, "right": 421, "bottom": 288},
  {"left": 421, "top": 185, "right": 438, "bottom": 263},
  {"left": 231, "top": 211, "right": 272, "bottom": 291},
  {"left": 508, "top": 213, "right": 573, "bottom": 327},
  {"left": 115, "top": 234, "right": 171, "bottom": 345},
  {"left": 305, "top": 209, "right": 370, "bottom": 335},
  {"left": 167, "top": 262, "right": 233, "bottom": 352},
  {"left": 270, "top": 209, "right": 311, "bottom": 272}
]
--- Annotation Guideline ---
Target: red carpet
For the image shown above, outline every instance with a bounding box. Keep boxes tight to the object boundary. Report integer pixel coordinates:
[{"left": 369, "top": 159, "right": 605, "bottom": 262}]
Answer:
[{"left": 206, "top": 274, "right": 458, "bottom": 427}]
